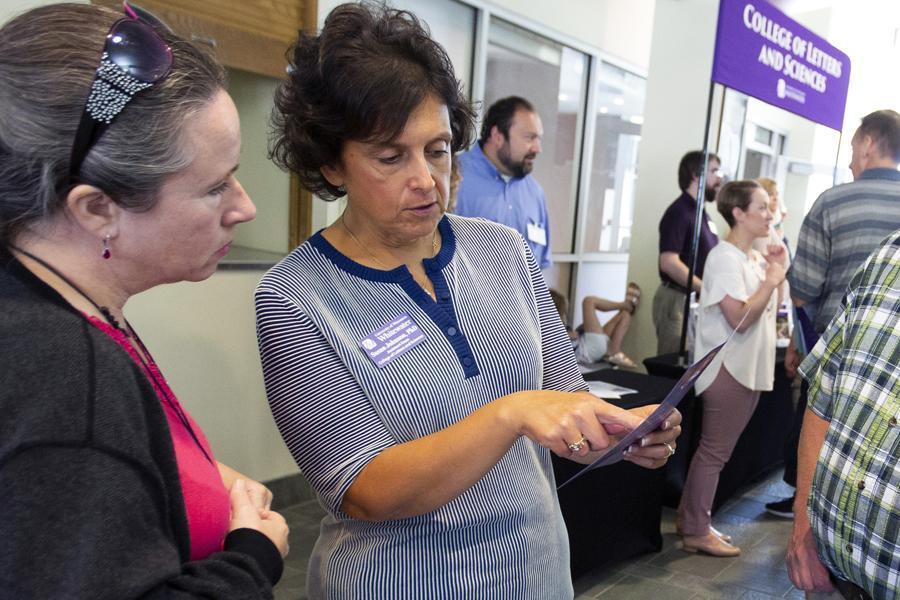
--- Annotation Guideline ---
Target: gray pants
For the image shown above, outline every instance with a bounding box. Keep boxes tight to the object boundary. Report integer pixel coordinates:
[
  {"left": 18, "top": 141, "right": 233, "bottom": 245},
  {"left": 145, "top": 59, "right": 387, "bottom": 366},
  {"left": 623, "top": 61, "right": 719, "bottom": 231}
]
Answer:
[
  {"left": 652, "top": 283, "right": 687, "bottom": 355},
  {"left": 677, "top": 367, "right": 760, "bottom": 535}
]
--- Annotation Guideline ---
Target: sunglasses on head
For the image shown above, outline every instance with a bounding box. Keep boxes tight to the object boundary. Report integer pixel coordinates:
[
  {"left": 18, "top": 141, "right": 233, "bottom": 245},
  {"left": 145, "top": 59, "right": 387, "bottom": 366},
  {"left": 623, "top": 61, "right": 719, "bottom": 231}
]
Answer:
[{"left": 67, "top": 1, "right": 174, "bottom": 184}]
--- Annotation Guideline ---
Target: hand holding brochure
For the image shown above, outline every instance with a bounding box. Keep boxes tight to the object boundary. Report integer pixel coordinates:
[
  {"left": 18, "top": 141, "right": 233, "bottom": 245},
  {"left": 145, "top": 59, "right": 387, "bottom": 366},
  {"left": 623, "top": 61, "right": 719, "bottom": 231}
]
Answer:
[{"left": 557, "top": 311, "right": 747, "bottom": 489}]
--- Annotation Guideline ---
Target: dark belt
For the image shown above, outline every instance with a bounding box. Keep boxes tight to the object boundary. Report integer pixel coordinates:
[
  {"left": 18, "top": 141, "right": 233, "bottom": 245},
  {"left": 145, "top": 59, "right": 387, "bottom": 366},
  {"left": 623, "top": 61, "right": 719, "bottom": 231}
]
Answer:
[
  {"left": 832, "top": 575, "right": 873, "bottom": 600},
  {"left": 660, "top": 279, "right": 690, "bottom": 295}
]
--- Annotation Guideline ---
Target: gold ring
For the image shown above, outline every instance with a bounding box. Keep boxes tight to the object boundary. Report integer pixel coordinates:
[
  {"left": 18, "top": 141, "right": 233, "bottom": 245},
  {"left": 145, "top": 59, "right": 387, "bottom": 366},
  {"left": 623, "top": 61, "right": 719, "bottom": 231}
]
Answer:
[
  {"left": 664, "top": 442, "right": 675, "bottom": 457},
  {"left": 567, "top": 435, "right": 587, "bottom": 453}
]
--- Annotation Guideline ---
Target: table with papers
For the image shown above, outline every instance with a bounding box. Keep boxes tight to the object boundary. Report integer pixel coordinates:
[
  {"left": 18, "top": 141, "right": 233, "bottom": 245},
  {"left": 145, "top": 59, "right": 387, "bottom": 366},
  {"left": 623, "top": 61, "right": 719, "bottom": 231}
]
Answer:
[{"left": 552, "top": 369, "right": 676, "bottom": 577}]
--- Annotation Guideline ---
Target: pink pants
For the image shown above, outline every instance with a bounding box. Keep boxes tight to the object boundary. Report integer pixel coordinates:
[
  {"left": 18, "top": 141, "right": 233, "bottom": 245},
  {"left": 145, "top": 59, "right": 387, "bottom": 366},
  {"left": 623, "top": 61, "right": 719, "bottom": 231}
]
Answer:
[{"left": 678, "top": 366, "right": 760, "bottom": 535}]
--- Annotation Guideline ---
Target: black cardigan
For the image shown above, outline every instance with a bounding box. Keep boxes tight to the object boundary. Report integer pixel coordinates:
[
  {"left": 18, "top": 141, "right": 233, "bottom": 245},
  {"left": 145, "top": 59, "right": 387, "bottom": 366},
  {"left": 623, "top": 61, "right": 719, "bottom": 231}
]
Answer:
[{"left": 0, "top": 247, "right": 282, "bottom": 598}]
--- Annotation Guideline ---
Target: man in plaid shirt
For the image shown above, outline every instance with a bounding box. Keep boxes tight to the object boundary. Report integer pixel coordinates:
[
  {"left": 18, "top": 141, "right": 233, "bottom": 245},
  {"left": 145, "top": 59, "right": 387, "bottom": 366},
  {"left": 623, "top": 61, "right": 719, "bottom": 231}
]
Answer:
[{"left": 787, "top": 230, "right": 900, "bottom": 599}]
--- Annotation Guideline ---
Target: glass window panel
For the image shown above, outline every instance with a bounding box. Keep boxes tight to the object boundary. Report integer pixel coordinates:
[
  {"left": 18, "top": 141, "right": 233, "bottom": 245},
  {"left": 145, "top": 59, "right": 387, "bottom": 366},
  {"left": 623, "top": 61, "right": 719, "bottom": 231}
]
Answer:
[
  {"left": 754, "top": 125, "right": 773, "bottom": 146},
  {"left": 484, "top": 18, "right": 589, "bottom": 255},
  {"left": 582, "top": 62, "right": 646, "bottom": 253},
  {"left": 744, "top": 150, "right": 768, "bottom": 179}
]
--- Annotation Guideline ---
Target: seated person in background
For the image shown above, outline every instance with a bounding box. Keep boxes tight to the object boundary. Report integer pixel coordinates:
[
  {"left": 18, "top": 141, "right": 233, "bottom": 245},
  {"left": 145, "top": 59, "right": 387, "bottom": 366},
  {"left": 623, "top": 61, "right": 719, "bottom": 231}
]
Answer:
[{"left": 549, "top": 286, "right": 640, "bottom": 368}]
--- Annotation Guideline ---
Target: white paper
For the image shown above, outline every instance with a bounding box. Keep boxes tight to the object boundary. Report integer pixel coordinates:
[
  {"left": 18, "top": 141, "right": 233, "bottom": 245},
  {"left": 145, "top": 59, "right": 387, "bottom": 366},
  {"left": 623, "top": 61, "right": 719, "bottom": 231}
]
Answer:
[{"left": 586, "top": 380, "right": 638, "bottom": 400}]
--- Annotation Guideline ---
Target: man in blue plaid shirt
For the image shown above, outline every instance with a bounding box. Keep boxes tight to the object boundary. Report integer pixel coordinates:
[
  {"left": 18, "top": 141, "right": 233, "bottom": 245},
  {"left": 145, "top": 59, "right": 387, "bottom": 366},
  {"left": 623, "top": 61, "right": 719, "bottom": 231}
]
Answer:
[{"left": 787, "top": 230, "right": 900, "bottom": 600}]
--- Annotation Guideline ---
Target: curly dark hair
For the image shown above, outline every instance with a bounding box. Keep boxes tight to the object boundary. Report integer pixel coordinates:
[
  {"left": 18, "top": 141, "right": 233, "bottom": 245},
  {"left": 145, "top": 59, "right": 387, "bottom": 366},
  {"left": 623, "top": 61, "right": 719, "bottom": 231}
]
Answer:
[{"left": 270, "top": 2, "right": 477, "bottom": 201}]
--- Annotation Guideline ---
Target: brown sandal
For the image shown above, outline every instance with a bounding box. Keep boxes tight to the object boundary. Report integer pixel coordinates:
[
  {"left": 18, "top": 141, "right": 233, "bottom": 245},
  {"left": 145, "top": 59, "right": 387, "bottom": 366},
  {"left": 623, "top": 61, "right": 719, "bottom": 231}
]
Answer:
[
  {"left": 626, "top": 282, "right": 641, "bottom": 313},
  {"left": 606, "top": 351, "right": 637, "bottom": 369}
]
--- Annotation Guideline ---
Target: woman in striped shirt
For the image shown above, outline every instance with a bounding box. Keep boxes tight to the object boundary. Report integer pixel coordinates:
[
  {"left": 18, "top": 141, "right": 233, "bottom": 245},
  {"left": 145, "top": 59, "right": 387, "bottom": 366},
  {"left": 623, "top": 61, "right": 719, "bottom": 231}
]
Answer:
[{"left": 257, "top": 4, "right": 682, "bottom": 597}]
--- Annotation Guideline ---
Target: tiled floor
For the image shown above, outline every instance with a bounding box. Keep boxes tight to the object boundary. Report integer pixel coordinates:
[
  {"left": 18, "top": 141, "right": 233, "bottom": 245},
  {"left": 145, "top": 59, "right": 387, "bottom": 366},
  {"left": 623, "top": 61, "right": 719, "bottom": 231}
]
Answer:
[{"left": 274, "top": 471, "right": 802, "bottom": 599}]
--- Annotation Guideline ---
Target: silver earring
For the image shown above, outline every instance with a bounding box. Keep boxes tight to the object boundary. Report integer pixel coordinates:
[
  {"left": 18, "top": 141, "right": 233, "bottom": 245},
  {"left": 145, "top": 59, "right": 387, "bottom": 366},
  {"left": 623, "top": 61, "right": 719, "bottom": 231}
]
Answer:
[{"left": 102, "top": 234, "right": 111, "bottom": 260}]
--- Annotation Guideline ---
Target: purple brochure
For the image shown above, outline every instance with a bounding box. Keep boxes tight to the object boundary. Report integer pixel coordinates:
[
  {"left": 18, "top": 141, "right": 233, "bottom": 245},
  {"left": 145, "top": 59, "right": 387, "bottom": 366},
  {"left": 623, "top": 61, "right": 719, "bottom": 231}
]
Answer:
[{"left": 557, "top": 311, "right": 747, "bottom": 490}]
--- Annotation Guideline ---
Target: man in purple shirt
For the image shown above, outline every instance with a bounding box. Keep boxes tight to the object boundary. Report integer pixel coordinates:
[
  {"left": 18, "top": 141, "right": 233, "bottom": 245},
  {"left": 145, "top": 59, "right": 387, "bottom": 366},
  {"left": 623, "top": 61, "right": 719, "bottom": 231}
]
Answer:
[{"left": 652, "top": 150, "right": 723, "bottom": 354}]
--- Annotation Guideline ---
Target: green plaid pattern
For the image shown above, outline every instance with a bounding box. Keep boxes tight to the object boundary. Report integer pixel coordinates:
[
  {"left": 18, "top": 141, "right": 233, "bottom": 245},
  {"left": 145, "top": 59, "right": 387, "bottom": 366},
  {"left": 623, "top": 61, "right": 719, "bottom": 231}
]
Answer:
[{"left": 799, "top": 230, "right": 900, "bottom": 600}]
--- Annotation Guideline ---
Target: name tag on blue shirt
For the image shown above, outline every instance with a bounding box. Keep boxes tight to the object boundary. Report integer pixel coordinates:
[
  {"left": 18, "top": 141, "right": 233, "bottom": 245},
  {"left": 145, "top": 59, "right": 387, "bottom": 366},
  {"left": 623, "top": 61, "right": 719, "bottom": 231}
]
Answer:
[
  {"left": 359, "top": 313, "right": 426, "bottom": 368},
  {"left": 527, "top": 222, "right": 547, "bottom": 246}
]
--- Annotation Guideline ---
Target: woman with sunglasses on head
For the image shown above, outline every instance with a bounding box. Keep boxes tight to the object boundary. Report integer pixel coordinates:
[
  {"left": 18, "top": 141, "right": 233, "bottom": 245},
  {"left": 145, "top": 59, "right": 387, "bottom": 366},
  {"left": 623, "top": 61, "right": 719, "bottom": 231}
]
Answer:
[
  {"left": 256, "top": 4, "right": 681, "bottom": 597},
  {"left": 0, "top": 3, "right": 287, "bottom": 597}
]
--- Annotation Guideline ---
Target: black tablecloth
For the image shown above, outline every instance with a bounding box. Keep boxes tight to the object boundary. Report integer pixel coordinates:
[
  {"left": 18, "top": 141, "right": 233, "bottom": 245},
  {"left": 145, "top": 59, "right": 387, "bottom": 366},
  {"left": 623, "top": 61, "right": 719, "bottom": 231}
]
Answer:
[
  {"left": 644, "top": 350, "right": 794, "bottom": 510},
  {"left": 552, "top": 369, "right": 674, "bottom": 577}
]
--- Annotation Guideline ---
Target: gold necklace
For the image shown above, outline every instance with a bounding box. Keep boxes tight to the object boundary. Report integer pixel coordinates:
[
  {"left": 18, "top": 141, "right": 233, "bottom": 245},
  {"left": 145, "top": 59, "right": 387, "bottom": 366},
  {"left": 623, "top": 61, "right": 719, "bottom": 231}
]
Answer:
[{"left": 339, "top": 213, "right": 439, "bottom": 297}]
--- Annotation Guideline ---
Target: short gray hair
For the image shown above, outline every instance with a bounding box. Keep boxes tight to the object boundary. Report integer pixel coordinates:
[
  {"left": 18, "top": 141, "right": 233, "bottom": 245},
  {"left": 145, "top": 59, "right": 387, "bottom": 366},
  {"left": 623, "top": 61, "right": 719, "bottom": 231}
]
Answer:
[
  {"left": 857, "top": 109, "right": 900, "bottom": 164},
  {"left": 0, "top": 3, "right": 227, "bottom": 243}
]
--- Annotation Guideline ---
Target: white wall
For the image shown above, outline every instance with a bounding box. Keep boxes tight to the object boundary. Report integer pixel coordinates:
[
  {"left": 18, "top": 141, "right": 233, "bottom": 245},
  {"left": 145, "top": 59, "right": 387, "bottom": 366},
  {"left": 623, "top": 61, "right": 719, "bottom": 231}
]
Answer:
[
  {"left": 487, "top": 0, "right": 655, "bottom": 69},
  {"left": 572, "top": 261, "right": 631, "bottom": 327},
  {"left": 127, "top": 273, "right": 297, "bottom": 481},
  {"left": 829, "top": 1, "right": 900, "bottom": 143},
  {"left": 229, "top": 69, "right": 291, "bottom": 255},
  {"left": 622, "top": 0, "right": 721, "bottom": 363},
  {"left": 1, "top": 0, "right": 67, "bottom": 16}
]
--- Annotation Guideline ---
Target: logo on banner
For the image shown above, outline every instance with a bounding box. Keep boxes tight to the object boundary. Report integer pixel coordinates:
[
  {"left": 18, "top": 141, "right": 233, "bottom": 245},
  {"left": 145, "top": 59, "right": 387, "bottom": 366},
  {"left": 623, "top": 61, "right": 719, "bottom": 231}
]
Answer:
[{"left": 776, "top": 78, "right": 805, "bottom": 103}]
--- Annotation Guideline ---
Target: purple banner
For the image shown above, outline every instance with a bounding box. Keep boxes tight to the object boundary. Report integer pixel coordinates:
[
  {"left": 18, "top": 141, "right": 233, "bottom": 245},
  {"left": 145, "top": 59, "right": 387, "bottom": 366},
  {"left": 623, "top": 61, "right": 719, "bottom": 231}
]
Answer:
[{"left": 711, "top": 0, "right": 850, "bottom": 131}]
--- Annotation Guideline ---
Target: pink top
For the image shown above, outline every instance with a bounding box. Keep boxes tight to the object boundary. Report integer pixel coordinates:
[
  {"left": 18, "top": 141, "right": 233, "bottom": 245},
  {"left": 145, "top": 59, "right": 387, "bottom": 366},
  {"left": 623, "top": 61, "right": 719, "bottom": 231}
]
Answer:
[{"left": 86, "top": 316, "right": 231, "bottom": 560}]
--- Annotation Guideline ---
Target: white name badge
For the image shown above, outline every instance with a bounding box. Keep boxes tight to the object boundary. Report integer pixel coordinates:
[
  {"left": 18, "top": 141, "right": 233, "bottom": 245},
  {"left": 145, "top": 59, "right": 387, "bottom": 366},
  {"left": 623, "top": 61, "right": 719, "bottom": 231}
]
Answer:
[
  {"left": 359, "top": 313, "right": 426, "bottom": 368},
  {"left": 527, "top": 222, "right": 547, "bottom": 246}
]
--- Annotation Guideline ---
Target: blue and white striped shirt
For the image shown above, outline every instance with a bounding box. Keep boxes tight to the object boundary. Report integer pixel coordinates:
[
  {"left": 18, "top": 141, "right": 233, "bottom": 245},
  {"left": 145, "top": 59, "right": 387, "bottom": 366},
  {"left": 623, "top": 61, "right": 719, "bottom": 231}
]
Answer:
[{"left": 255, "top": 214, "right": 585, "bottom": 599}]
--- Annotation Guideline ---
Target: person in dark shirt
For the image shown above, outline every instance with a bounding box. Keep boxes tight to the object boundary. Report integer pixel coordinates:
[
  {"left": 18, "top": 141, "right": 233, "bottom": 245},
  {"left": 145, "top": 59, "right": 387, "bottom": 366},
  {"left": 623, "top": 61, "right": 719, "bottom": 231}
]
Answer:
[{"left": 652, "top": 150, "right": 723, "bottom": 354}]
